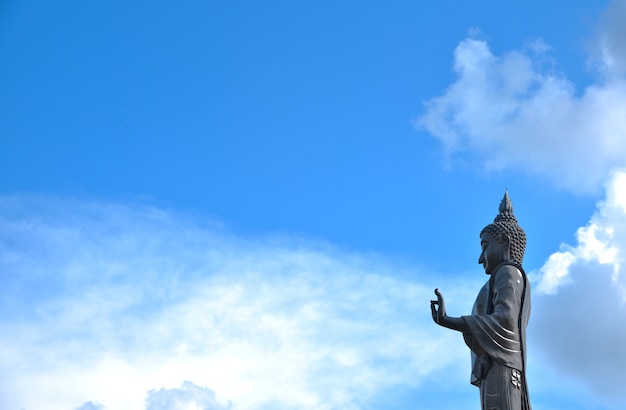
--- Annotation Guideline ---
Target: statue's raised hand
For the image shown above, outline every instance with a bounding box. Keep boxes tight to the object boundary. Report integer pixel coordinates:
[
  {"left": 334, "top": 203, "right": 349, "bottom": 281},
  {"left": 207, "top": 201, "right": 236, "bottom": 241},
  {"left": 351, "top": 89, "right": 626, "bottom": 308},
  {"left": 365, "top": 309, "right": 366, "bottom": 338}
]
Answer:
[{"left": 430, "top": 288, "right": 447, "bottom": 325}]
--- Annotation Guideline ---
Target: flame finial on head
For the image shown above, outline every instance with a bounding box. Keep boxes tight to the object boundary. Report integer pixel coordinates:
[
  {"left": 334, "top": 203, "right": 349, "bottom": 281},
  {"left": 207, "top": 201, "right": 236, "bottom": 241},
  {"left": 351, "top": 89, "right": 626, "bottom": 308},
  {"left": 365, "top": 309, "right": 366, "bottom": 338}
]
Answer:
[
  {"left": 493, "top": 190, "right": 518, "bottom": 225},
  {"left": 499, "top": 190, "right": 513, "bottom": 214}
]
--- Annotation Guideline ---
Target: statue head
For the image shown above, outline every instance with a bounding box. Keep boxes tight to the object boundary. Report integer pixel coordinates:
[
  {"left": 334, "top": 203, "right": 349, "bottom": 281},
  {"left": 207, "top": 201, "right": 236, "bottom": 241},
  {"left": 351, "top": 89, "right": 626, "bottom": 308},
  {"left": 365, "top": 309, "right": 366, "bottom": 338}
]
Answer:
[{"left": 478, "top": 191, "right": 526, "bottom": 272}]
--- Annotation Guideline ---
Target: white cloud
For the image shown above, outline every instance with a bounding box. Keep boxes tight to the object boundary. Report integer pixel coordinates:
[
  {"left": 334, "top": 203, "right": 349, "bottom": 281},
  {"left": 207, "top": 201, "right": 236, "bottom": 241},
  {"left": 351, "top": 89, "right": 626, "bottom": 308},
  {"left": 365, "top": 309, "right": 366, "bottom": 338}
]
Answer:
[
  {"left": 537, "top": 171, "right": 626, "bottom": 302},
  {"left": 534, "top": 168, "right": 626, "bottom": 297},
  {"left": 591, "top": 0, "right": 626, "bottom": 79},
  {"left": 0, "top": 194, "right": 480, "bottom": 410},
  {"left": 534, "top": 169, "right": 626, "bottom": 295},
  {"left": 525, "top": 167, "right": 626, "bottom": 407},
  {"left": 75, "top": 402, "right": 105, "bottom": 410},
  {"left": 146, "top": 381, "right": 230, "bottom": 410},
  {"left": 416, "top": 5, "right": 626, "bottom": 194}
]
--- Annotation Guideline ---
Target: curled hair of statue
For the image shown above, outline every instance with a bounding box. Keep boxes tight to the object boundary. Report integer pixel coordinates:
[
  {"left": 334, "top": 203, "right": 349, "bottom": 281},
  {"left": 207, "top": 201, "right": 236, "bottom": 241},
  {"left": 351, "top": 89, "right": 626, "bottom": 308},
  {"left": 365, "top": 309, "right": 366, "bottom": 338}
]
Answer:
[{"left": 480, "top": 191, "right": 527, "bottom": 265}]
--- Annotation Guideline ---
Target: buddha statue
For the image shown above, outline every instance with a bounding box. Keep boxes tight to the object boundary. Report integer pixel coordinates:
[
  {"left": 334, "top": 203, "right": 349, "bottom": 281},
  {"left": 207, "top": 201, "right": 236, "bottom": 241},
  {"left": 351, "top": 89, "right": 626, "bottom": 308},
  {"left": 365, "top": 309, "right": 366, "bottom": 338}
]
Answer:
[{"left": 431, "top": 191, "right": 531, "bottom": 410}]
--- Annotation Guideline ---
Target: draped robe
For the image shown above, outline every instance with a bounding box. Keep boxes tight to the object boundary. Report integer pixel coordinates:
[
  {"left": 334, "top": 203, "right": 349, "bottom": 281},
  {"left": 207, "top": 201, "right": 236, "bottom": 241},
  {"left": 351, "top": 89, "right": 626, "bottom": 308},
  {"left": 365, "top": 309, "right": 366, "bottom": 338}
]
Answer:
[{"left": 462, "top": 262, "right": 531, "bottom": 410}]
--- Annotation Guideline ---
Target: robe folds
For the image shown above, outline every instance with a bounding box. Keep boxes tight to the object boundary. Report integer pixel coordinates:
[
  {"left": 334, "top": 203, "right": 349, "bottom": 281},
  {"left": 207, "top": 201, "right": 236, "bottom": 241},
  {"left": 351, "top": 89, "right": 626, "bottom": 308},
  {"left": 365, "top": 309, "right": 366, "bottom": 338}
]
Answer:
[{"left": 462, "top": 262, "right": 531, "bottom": 410}]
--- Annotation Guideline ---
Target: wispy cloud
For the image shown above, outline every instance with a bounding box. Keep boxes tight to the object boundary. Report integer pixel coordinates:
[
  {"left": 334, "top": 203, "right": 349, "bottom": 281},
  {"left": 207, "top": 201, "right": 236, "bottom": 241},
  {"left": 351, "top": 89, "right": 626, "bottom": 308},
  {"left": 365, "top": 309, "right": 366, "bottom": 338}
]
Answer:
[
  {"left": 416, "top": 2, "right": 626, "bottom": 195},
  {"left": 0, "top": 194, "right": 479, "bottom": 410}
]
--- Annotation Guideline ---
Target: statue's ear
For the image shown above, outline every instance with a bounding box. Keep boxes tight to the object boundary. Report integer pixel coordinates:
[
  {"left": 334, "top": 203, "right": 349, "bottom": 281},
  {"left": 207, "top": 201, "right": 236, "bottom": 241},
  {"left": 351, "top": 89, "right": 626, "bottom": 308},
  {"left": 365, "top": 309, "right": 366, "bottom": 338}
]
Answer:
[{"left": 502, "top": 235, "right": 512, "bottom": 261}]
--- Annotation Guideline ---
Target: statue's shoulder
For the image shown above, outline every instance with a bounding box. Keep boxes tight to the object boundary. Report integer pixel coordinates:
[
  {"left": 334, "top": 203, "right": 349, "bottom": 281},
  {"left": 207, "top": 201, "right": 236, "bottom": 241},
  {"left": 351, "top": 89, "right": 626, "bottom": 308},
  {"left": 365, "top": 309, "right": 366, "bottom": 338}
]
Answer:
[{"left": 493, "top": 263, "right": 525, "bottom": 285}]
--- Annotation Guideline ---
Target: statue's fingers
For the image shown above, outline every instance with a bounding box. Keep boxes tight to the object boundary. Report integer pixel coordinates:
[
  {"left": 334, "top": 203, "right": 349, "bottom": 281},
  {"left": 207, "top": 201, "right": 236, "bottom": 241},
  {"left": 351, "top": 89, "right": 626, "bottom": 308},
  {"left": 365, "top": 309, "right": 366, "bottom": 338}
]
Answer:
[{"left": 435, "top": 288, "right": 444, "bottom": 302}]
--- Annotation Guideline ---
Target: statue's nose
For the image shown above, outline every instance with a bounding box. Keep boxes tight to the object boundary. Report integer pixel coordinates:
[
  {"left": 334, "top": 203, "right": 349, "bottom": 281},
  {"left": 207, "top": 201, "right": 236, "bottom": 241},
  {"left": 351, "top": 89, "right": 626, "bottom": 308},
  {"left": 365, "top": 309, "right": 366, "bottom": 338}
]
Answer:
[{"left": 478, "top": 252, "right": 484, "bottom": 264}]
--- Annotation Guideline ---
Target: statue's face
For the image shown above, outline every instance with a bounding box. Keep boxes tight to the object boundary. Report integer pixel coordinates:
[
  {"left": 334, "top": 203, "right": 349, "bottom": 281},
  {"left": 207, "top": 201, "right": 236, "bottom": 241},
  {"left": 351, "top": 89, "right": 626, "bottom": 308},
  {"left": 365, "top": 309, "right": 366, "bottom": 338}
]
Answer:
[{"left": 478, "top": 232, "right": 507, "bottom": 274}]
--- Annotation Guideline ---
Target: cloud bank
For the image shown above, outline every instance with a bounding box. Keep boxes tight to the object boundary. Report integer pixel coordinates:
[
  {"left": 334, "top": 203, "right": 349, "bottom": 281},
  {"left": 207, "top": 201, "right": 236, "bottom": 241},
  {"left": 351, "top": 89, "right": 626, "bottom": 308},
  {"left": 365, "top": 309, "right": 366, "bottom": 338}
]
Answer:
[
  {"left": 417, "top": 4, "right": 626, "bottom": 194},
  {"left": 0, "top": 194, "right": 479, "bottom": 410}
]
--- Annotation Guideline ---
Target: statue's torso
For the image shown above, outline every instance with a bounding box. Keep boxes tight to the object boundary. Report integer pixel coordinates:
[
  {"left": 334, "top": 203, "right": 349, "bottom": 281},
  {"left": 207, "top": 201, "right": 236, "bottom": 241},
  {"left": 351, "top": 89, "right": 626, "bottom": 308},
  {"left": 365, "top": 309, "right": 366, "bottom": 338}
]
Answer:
[{"left": 463, "top": 263, "right": 531, "bottom": 410}]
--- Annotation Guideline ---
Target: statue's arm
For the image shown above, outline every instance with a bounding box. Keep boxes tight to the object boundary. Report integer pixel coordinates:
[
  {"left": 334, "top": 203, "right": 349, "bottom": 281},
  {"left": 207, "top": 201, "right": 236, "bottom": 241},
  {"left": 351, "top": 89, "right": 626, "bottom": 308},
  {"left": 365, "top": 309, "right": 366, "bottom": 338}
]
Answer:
[
  {"left": 459, "top": 267, "right": 526, "bottom": 363},
  {"left": 431, "top": 289, "right": 470, "bottom": 332},
  {"left": 490, "top": 266, "right": 524, "bottom": 331},
  {"left": 440, "top": 315, "right": 470, "bottom": 332}
]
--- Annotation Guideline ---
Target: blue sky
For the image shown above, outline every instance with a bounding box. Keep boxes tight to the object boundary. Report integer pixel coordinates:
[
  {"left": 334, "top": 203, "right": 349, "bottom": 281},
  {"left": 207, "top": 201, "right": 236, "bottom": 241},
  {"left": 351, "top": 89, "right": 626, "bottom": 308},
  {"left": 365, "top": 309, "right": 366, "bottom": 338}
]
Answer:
[{"left": 2, "top": 1, "right": 626, "bottom": 409}]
